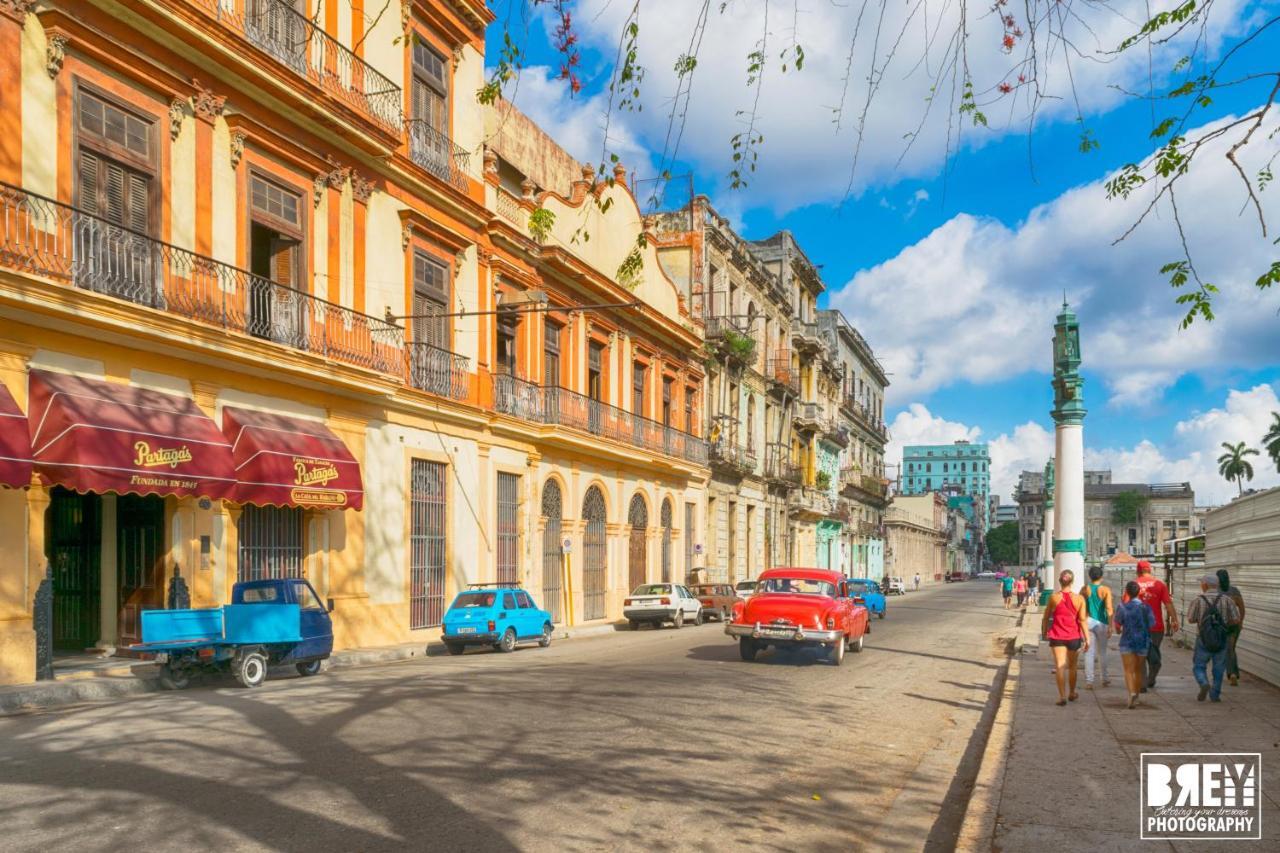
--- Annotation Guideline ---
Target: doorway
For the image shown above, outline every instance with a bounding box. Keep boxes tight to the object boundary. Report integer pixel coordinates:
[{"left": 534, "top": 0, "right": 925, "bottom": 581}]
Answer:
[
  {"left": 116, "top": 494, "right": 166, "bottom": 646},
  {"left": 49, "top": 488, "right": 102, "bottom": 651}
]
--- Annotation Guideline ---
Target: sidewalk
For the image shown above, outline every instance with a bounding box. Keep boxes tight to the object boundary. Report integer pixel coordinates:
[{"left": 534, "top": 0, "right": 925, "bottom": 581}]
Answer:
[
  {"left": 0, "top": 619, "right": 626, "bottom": 715},
  {"left": 969, "top": 609, "right": 1280, "bottom": 851}
]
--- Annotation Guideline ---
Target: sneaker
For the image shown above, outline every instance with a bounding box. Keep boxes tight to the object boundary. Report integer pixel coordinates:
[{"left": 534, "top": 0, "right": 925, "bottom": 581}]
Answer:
[
  {"left": 1228, "top": 674, "right": 1239, "bottom": 686},
  {"left": 1140, "top": 686, "right": 1148, "bottom": 693},
  {"left": 1197, "top": 684, "right": 1210, "bottom": 702},
  {"left": 1210, "top": 696, "right": 1222, "bottom": 703}
]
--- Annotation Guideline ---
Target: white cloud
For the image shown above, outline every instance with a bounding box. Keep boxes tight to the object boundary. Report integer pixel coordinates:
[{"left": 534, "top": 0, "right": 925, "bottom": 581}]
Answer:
[
  {"left": 829, "top": 112, "right": 1280, "bottom": 406},
  {"left": 502, "top": 1, "right": 1253, "bottom": 208},
  {"left": 892, "top": 387, "right": 1280, "bottom": 508}
]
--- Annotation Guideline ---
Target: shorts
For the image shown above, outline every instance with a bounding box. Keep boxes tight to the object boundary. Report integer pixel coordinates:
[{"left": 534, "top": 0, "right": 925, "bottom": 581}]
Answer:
[
  {"left": 1049, "top": 638, "right": 1082, "bottom": 651},
  {"left": 1002, "top": 590, "right": 1011, "bottom": 599}
]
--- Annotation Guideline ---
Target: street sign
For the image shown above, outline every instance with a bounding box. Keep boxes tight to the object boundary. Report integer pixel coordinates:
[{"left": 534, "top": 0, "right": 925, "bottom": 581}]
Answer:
[
  {"left": 562, "top": 538, "right": 572, "bottom": 554},
  {"left": 694, "top": 543, "right": 703, "bottom": 555}
]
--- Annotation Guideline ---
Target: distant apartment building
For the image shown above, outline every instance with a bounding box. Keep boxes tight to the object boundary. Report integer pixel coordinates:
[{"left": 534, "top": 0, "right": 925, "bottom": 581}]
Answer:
[
  {"left": 900, "top": 441, "right": 991, "bottom": 528},
  {"left": 995, "top": 504, "right": 1019, "bottom": 526}
]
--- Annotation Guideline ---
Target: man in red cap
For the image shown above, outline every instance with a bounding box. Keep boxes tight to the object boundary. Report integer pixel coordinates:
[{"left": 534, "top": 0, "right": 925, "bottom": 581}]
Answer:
[{"left": 1123, "top": 560, "right": 1179, "bottom": 691}]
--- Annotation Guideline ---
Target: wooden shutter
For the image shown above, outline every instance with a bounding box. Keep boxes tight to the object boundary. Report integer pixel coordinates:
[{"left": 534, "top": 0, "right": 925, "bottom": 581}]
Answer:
[
  {"left": 125, "top": 171, "right": 148, "bottom": 233},
  {"left": 269, "top": 236, "right": 296, "bottom": 287},
  {"left": 78, "top": 150, "right": 100, "bottom": 216},
  {"left": 103, "top": 160, "right": 126, "bottom": 226}
]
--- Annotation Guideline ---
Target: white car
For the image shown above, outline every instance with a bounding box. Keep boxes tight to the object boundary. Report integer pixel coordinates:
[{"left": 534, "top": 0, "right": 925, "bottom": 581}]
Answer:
[
  {"left": 734, "top": 580, "right": 758, "bottom": 600},
  {"left": 886, "top": 577, "right": 907, "bottom": 595},
  {"left": 976, "top": 570, "right": 998, "bottom": 579},
  {"left": 623, "top": 583, "right": 703, "bottom": 629}
]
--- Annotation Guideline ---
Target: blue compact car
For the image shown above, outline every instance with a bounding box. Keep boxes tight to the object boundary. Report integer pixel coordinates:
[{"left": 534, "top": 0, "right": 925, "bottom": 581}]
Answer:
[
  {"left": 441, "top": 585, "right": 554, "bottom": 654},
  {"left": 846, "top": 578, "right": 887, "bottom": 620}
]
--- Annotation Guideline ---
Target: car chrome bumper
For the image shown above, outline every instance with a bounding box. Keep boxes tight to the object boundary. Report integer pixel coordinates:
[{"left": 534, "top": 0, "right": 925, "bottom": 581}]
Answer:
[
  {"left": 623, "top": 608, "right": 677, "bottom": 621},
  {"left": 724, "top": 623, "right": 843, "bottom": 644},
  {"left": 444, "top": 632, "right": 499, "bottom": 643}
]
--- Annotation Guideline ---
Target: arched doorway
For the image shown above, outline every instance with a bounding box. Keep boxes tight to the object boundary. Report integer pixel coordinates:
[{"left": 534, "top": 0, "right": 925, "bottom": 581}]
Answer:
[
  {"left": 627, "top": 493, "right": 649, "bottom": 591},
  {"left": 660, "top": 498, "right": 673, "bottom": 582},
  {"left": 541, "top": 480, "right": 563, "bottom": 623},
  {"left": 582, "top": 486, "right": 607, "bottom": 621}
]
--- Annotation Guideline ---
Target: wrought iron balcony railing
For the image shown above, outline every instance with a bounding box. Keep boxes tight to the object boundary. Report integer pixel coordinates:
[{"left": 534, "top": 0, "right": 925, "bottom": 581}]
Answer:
[
  {"left": 407, "top": 341, "right": 469, "bottom": 400},
  {"left": 493, "top": 372, "right": 544, "bottom": 421},
  {"left": 407, "top": 119, "right": 471, "bottom": 190},
  {"left": 0, "top": 182, "right": 404, "bottom": 375},
  {"left": 793, "top": 401, "right": 821, "bottom": 431},
  {"left": 709, "top": 441, "right": 756, "bottom": 476},
  {"left": 791, "top": 320, "right": 822, "bottom": 354},
  {"left": 192, "top": 0, "right": 402, "bottom": 134}
]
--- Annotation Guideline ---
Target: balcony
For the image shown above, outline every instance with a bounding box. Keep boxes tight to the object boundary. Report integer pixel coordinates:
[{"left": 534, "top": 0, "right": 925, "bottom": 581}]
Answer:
[
  {"left": 793, "top": 401, "right": 820, "bottom": 432},
  {"left": 489, "top": 380, "right": 708, "bottom": 466},
  {"left": 764, "top": 443, "right": 802, "bottom": 487},
  {"left": 407, "top": 342, "right": 470, "bottom": 400},
  {"left": 788, "top": 487, "right": 833, "bottom": 519},
  {"left": 191, "top": 0, "right": 403, "bottom": 135},
  {"left": 839, "top": 466, "right": 889, "bottom": 505},
  {"left": 821, "top": 418, "right": 849, "bottom": 448},
  {"left": 844, "top": 396, "right": 889, "bottom": 441},
  {"left": 0, "top": 182, "right": 404, "bottom": 375},
  {"left": 709, "top": 441, "right": 756, "bottom": 478},
  {"left": 407, "top": 120, "right": 471, "bottom": 190},
  {"left": 766, "top": 348, "right": 798, "bottom": 397},
  {"left": 791, "top": 320, "right": 822, "bottom": 356}
]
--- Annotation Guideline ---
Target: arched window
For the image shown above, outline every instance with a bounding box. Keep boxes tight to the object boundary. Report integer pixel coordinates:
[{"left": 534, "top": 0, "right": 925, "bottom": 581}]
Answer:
[
  {"left": 660, "top": 498, "right": 673, "bottom": 582},
  {"left": 582, "top": 486, "right": 607, "bottom": 620},
  {"left": 541, "top": 480, "right": 564, "bottom": 623},
  {"left": 627, "top": 493, "right": 649, "bottom": 590}
]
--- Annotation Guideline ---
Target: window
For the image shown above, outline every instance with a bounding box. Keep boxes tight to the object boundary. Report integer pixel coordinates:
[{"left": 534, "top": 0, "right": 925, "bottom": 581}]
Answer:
[
  {"left": 632, "top": 362, "right": 646, "bottom": 415},
  {"left": 544, "top": 320, "right": 561, "bottom": 387},
  {"left": 515, "top": 591, "right": 533, "bottom": 608},
  {"left": 237, "top": 505, "right": 304, "bottom": 581},
  {"left": 410, "top": 460, "right": 447, "bottom": 629},
  {"left": 588, "top": 342, "right": 604, "bottom": 400},
  {"left": 662, "top": 377, "right": 673, "bottom": 426},
  {"left": 497, "top": 472, "right": 519, "bottom": 585},
  {"left": 496, "top": 310, "right": 517, "bottom": 375},
  {"left": 745, "top": 394, "right": 754, "bottom": 448},
  {"left": 297, "top": 583, "right": 325, "bottom": 610},
  {"left": 248, "top": 174, "right": 305, "bottom": 342},
  {"left": 412, "top": 252, "right": 449, "bottom": 349},
  {"left": 685, "top": 386, "right": 695, "bottom": 433},
  {"left": 412, "top": 40, "right": 449, "bottom": 131},
  {"left": 503, "top": 592, "right": 517, "bottom": 610}
]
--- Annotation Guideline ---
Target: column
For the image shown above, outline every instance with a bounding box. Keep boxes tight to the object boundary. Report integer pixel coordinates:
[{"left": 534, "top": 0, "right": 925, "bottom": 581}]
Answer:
[
  {"left": 1050, "top": 302, "right": 1086, "bottom": 584},
  {"left": 96, "top": 494, "right": 118, "bottom": 652}
]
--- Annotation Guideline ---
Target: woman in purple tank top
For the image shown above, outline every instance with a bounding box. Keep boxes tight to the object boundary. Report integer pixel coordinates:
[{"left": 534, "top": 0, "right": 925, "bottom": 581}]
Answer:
[{"left": 1040, "top": 570, "right": 1091, "bottom": 706}]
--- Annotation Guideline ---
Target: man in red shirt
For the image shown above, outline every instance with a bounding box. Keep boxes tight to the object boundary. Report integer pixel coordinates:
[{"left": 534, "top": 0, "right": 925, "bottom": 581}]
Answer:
[{"left": 1124, "top": 560, "right": 1180, "bottom": 690}]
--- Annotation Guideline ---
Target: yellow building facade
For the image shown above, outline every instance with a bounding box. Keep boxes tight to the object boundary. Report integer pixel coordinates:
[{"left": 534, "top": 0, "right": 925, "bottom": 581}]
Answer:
[{"left": 0, "top": 0, "right": 707, "bottom": 686}]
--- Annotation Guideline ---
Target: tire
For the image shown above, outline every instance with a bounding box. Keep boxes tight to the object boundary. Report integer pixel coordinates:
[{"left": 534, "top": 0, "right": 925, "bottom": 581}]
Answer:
[
  {"left": 497, "top": 627, "right": 517, "bottom": 653},
  {"left": 694, "top": 608, "right": 704, "bottom": 626},
  {"left": 629, "top": 620, "right": 639, "bottom": 631},
  {"left": 722, "top": 607, "right": 731, "bottom": 623},
  {"left": 158, "top": 662, "right": 191, "bottom": 691},
  {"left": 538, "top": 623, "right": 553, "bottom": 648},
  {"left": 830, "top": 637, "right": 846, "bottom": 666},
  {"left": 738, "top": 638, "right": 759, "bottom": 662},
  {"left": 878, "top": 609, "right": 885, "bottom": 620},
  {"left": 445, "top": 642, "right": 466, "bottom": 656},
  {"left": 234, "top": 650, "right": 268, "bottom": 689},
  {"left": 295, "top": 659, "right": 323, "bottom": 677},
  {"left": 850, "top": 633, "right": 865, "bottom": 653},
  {"left": 672, "top": 609, "right": 684, "bottom": 629}
]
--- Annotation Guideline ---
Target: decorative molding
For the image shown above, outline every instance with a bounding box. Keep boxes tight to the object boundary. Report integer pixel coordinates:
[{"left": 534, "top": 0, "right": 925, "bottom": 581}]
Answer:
[
  {"left": 451, "top": 45, "right": 464, "bottom": 70},
  {"left": 350, "top": 172, "right": 373, "bottom": 203},
  {"left": 401, "top": 224, "right": 412, "bottom": 251},
  {"left": 483, "top": 148, "right": 498, "bottom": 175},
  {"left": 323, "top": 157, "right": 350, "bottom": 190},
  {"left": 190, "top": 78, "right": 226, "bottom": 122},
  {"left": 168, "top": 98, "right": 187, "bottom": 141},
  {"left": 453, "top": 247, "right": 467, "bottom": 275},
  {"left": 229, "top": 131, "right": 246, "bottom": 168},
  {"left": 45, "top": 35, "right": 68, "bottom": 79},
  {"left": 0, "top": 1, "right": 37, "bottom": 25},
  {"left": 312, "top": 174, "right": 327, "bottom": 208},
  {"left": 400, "top": 0, "right": 412, "bottom": 34}
]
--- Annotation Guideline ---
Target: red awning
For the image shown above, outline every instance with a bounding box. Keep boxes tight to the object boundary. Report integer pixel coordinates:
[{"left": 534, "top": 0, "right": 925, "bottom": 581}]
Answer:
[
  {"left": 0, "top": 382, "right": 33, "bottom": 488},
  {"left": 28, "top": 370, "right": 236, "bottom": 499},
  {"left": 222, "top": 407, "right": 363, "bottom": 510}
]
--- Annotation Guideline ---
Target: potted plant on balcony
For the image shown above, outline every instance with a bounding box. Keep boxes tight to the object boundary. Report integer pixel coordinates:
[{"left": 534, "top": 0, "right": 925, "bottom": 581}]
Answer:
[
  {"left": 721, "top": 330, "right": 757, "bottom": 367},
  {"left": 815, "top": 470, "right": 831, "bottom": 491}
]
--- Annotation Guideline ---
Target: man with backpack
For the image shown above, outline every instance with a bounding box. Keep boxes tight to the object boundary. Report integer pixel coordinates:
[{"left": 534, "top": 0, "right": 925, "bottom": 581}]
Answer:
[{"left": 1186, "top": 574, "right": 1242, "bottom": 702}]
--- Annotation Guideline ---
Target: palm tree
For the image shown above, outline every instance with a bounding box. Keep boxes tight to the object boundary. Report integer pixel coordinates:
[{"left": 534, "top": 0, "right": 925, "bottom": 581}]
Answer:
[
  {"left": 1264, "top": 412, "right": 1280, "bottom": 474},
  {"left": 1217, "top": 441, "right": 1260, "bottom": 496}
]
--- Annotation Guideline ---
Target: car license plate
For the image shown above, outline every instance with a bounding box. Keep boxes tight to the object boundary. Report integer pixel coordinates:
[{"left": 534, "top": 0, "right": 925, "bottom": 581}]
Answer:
[
  {"left": 761, "top": 627, "right": 793, "bottom": 639},
  {"left": 457, "top": 627, "right": 477, "bottom": 634}
]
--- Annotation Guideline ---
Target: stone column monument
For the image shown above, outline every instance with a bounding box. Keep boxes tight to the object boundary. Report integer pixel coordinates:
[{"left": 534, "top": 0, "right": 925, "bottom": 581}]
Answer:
[{"left": 1051, "top": 301, "right": 1086, "bottom": 583}]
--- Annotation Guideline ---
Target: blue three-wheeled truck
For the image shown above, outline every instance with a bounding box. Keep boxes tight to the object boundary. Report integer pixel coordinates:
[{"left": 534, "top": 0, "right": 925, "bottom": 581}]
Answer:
[{"left": 130, "top": 578, "right": 334, "bottom": 689}]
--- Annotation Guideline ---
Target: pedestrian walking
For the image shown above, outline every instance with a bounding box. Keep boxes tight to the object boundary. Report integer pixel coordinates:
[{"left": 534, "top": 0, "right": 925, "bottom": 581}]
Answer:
[
  {"left": 1001, "top": 573, "right": 1014, "bottom": 609},
  {"left": 1014, "top": 575, "right": 1028, "bottom": 608},
  {"left": 913, "top": 572, "right": 921, "bottom": 592},
  {"left": 1124, "top": 560, "right": 1179, "bottom": 691},
  {"left": 1041, "top": 570, "right": 1090, "bottom": 706},
  {"left": 1080, "top": 566, "right": 1114, "bottom": 689},
  {"left": 1113, "top": 580, "right": 1155, "bottom": 709},
  {"left": 1186, "top": 574, "right": 1242, "bottom": 702},
  {"left": 1027, "top": 572, "right": 1041, "bottom": 611},
  {"left": 1216, "top": 568, "right": 1246, "bottom": 686}
]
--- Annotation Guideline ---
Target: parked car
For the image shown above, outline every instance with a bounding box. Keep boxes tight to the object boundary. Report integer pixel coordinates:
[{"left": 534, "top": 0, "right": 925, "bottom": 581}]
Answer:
[
  {"left": 846, "top": 578, "right": 887, "bottom": 619},
  {"left": 442, "top": 585, "right": 553, "bottom": 654},
  {"left": 689, "top": 583, "right": 737, "bottom": 622},
  {"left": 946, "top": 571, "right": 967, "bottom": 582},
  {"left": 886, "top": 577, "right": 907, "bottom": 596},
  {"left": 132, "top": 577, "right": 333, "bottom": 689},
  {"left": 976, "top": 570, "right": 998, "bottom": 579},
  {"left": 623, "top": 583, "right": 703, "bottom": 629},
  {"left": 725, "top": 568, "right": 869, "bottom": 665},
  {"left": 734, "top": 579, "right": 758, "bottom": 600}
]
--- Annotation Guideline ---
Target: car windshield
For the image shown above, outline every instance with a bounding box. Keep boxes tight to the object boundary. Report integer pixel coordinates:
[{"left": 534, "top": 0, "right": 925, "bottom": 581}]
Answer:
[
  {"left": 758, "top": 577, "right": 836, "bottom": 597},
  {"left": 451, "top": 592, "right": 496, "bottom": 609},
  {"left": 241, "top": 586, "right": 278, "bottom": 603},
  {"left": 690, "top": 586, "right": 717, "bottom": 595},
  {"left": 632, "top": 584, "right": 671, "bottom": 596},
  {"left": 735, "top": 582, "right": 756, "bottom": 591},
  {"left": 848, "top": 582, "right": 871, "bottom": 594}
]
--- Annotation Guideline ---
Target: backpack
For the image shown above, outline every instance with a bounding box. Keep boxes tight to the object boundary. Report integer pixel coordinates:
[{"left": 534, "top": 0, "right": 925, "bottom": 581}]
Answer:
[{"left": 1198, "top": 594, "right": 1229, "bottom": 654}]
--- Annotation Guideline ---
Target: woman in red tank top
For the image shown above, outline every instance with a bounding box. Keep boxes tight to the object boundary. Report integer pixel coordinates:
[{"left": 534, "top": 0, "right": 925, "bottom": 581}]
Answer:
[{"left": 1040, "top": 570, "right": 1091, "bottom": 705}]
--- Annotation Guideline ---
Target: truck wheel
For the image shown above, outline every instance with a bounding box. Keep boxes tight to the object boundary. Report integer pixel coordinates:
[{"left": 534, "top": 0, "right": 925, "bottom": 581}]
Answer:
[
  {"left": 496, "top": 627, "right": 517, "bottom": 653},
  {"left": 158, "top": 663, "right": 190, "bottom": 690},
  {"left": 295, "top": 660, "right": 322, "bottom": 677},
  {"left": 738, "top": 638, "right": 759, "bottom": 662},
  {"left": 672, "top": 609, "right": 684, "bottom": 629},
  {"left": 444, "top": 642, "right": 465, "bottom": 655},
  {"left": 829, "top": 637, "right": 846, "bottom": 666},
  {"left": 234, "top": 650, "right": 268, "bottom": 688},
  {"left": 850, "top": 633, "right": 865, "bottom": 653},
  {"left": 538, "top": 623, "right": 553, "bottom": 648}
]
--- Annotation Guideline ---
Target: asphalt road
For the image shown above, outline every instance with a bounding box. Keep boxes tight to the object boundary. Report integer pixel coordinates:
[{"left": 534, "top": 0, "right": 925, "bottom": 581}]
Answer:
[{"left": 0, "top": 581, "right": 1018, "bottom": 853}]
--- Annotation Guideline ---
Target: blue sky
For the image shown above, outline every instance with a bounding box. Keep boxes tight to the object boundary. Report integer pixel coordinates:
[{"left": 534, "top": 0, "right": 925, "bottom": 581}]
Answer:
[{"left": 487, "top": 1, "right": 1280, "bottom": 502}]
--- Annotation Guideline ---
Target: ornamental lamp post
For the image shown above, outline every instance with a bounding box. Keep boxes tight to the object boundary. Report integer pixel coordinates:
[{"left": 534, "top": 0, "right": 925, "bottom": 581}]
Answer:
[{"left": 1051, "top": 301, "right": 1087, "bottom": 586}]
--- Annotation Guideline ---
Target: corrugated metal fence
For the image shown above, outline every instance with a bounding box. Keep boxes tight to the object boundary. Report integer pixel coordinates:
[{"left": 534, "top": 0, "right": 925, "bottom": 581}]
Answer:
[{"left": 1101, "top": 487, "right": 1280, "bottom": 688}]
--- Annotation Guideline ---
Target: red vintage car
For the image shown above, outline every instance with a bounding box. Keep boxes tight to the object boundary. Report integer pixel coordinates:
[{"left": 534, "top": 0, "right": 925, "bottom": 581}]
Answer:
[{"left": 724, "top": 568, "right": 870, "bottom": 665}]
